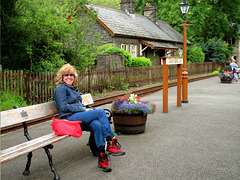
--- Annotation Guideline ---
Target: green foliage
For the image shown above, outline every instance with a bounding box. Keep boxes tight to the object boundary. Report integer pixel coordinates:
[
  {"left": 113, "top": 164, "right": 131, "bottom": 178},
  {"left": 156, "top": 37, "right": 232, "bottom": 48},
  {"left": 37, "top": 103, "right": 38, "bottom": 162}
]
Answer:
[
  {"left": 198, "top": 39, "right": 233, "bottom": 64},
  {"left": 187, "top": 45, "right": 205, "bottom": 63},
  {"left": 1, "top": 0, "right": 101, "bottom": 71},
  {"left": 89, "top": 0, "right": 120, "bottom": 9},
  {"left": 217, "top": 67, "right": 223, "bottom": 72},
  {"left": 210, "top": 70, "right": 219, "bottom": 75},
  {"left": 2, "top": 0, "right": 240, "bottom": 71},
  {"left": 121, "top": 79, "right": 130, "bottom": 90},
  {"left": 210, "top": 66, "right": 222, "bottom": 75},
  {"left": 67, "top": 4, "right": 102, "bottom": 70},
  {"left": 131, "top": 57, "right": 152, "bottom": 67},
  {"left": 135, "top": 0, "right": 240, "bottom": 44},
  {"left": 100, "top": 47, "right": 132, "bottom": 67},
  {"left": 97, "top": 44, "right": 115, "bottom": 52},
  {"left": 1, "top": 90, "right": 28, "bottom": 111},
  {"left": 90, "top": 44, "right": 115, "bottom": 64}
]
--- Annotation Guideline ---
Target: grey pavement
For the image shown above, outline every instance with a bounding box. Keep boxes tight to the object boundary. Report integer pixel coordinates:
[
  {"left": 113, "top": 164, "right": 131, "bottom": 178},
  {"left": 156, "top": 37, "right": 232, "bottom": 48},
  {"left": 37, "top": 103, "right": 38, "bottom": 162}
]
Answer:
[{"left": 1, "top": 76, "right": 240, "bottom": 180}]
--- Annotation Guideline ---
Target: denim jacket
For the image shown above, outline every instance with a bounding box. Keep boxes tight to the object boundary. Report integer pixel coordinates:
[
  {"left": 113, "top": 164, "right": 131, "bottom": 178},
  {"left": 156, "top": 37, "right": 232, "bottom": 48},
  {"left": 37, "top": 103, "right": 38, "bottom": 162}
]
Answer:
[{"left": 54, "top": 83, "right": 86, "bottom": 118}]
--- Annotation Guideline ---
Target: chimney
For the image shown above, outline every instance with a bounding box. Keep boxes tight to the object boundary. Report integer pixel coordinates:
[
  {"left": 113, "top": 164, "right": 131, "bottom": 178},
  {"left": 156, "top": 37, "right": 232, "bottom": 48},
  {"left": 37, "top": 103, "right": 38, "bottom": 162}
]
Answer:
[
  {"left": 120, "top": 0, "right": 135, "bottom": 14},
  {"left": 144, "top": 3, "right": 157, "bottom": 23}
]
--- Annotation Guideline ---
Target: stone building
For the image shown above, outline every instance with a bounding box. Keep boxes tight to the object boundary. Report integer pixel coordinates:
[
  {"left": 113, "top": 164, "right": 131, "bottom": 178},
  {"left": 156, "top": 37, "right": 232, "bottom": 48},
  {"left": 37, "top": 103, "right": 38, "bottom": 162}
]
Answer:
[
  {"left": 84, "top": 0, "right": 187, "bottom": 66},
  {"left": 228, "top": 28, "right": 240, "bottom": 64}
]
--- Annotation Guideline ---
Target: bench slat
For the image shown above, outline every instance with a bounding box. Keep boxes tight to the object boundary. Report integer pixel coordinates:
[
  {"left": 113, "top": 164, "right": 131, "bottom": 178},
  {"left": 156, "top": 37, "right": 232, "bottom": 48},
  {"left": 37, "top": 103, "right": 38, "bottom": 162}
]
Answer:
[
  {"left": 1, "top": 94, "right": 94, "bottom": 129},
  {"left": 1, "top": 102, "right": 58, "bottom": 129},
  {"left": 1, "top": 133, "right": 69, "bottom": 164},
  {"left": 1, "top": 133, "right": 61, "bottom": 157},
  {"left": 1, "top": 93, "right": 94, "bottom": 165}
]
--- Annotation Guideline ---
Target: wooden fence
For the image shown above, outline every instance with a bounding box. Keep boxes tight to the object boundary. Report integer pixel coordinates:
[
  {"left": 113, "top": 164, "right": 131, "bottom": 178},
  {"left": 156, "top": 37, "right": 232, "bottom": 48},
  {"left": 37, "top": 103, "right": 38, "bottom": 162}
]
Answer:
[{"left": 0, "top": 62, "right": 218, "bottom": 104}]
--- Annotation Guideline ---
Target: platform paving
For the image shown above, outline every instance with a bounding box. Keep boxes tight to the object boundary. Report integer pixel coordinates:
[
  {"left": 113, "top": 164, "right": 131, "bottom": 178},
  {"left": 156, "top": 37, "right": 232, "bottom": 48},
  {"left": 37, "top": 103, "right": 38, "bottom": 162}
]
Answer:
[{"left": 1, "top": 76, "right": 240, "bottom": 180}]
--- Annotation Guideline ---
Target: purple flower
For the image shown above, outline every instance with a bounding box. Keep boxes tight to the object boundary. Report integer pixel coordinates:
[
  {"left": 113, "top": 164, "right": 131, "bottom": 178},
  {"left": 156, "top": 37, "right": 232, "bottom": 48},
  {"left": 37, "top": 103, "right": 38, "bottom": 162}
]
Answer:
[{"left": 111, "top": 94, "right": 157, "bottom": 115}]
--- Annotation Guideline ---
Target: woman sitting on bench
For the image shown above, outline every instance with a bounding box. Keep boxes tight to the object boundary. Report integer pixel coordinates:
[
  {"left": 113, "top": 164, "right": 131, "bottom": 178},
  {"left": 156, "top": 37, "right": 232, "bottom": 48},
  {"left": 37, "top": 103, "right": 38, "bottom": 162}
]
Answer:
[{"left": 54, "top": 64, "right": 125, "bottom": 172}]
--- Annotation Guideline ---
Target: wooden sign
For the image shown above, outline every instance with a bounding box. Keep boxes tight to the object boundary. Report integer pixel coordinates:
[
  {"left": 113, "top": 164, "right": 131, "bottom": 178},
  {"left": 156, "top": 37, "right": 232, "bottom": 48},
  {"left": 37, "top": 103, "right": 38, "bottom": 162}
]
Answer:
[{"left": 161, "top": 57, "right": 183, "bottom": 65}]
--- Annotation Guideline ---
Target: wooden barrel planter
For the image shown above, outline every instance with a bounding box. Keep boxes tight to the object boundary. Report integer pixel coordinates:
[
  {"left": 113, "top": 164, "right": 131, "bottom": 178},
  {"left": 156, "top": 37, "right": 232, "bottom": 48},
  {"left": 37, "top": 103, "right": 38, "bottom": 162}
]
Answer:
[
  {"left": 112, "top": 110, "right": 147, "bottom": 134},
  {"left": 220, "top": 77, "right": 232, "bottom": 83}
]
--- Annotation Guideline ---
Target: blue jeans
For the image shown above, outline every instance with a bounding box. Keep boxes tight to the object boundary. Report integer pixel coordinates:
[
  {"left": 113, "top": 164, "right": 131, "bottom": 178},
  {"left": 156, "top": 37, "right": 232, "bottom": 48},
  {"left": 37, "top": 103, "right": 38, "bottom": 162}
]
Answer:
[{"left": 66, "top": 109, "right": 112, "bottom": 149}]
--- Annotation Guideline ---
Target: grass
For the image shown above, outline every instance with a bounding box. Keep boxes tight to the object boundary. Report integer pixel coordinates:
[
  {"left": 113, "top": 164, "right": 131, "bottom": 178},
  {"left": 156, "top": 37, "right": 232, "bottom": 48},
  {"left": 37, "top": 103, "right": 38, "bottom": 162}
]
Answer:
[{"left": 1, "top": 90, "right": 28, "bottom": 111}]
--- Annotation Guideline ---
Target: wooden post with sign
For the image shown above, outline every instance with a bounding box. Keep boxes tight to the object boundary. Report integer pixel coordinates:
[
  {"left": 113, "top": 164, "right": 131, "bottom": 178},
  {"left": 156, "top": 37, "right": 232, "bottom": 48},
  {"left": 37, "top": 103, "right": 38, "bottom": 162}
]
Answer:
[
  {"left": 161, "top": 57, "right": 183, "bottom": 113},
  {"left": 162, "top": 57, "right": 168, "bottom": 113}
]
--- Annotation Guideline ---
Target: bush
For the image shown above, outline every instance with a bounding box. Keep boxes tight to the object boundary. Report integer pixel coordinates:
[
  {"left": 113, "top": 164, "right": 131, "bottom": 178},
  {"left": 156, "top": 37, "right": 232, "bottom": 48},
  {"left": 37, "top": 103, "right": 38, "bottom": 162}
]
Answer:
[
  {"left": 210, "top": 66, "right": 223, "bottom": 75},
  {"left": 100, "top": 47, "right": 132, "bottom": 67},
  {"left": 198, "top": 38, "right": 233, "bottom": 64},
  {"left": 0, "top": 90, "right": 28, "bottom": 111},
  {"left": 131, "top": 57, "right": 152, "bottom": 67},
  {"left": 187, "top": 45, "right": 205, "bottom": 63}
]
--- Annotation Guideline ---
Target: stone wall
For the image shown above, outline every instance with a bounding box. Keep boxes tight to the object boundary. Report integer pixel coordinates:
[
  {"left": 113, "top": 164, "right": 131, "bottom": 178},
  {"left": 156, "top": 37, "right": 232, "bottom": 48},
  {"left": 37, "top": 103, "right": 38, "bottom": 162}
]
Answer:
[
  {"left": 113, "top": 37, "right": 139, "bottom": 55},
  {"left": 97, "top": 54, "right": 124, "bottom": 69},
  {"left": 232, "top": 39, "right": 240, "bottom": 63},
  {"left": 86, "top": 20, "right": 113, "bottom": 46}
]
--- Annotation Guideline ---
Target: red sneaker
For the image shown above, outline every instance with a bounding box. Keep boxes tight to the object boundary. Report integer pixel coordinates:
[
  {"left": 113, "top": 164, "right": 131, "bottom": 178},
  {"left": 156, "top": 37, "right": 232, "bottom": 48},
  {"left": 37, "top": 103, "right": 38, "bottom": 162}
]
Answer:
[
  {"left": 98, "top": 152, "right": 111, "bottom": 172},
  {"left": 106, "top": 138, "right": 125, "bottom": 156}
]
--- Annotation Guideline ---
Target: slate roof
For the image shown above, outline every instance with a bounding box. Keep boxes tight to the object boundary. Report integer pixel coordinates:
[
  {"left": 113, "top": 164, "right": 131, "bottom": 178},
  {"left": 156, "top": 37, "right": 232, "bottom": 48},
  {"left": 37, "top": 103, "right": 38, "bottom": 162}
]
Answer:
[
  {"left": 140, "top": 40, "right": 180, "bottom": 50},
  {"left": 85, "top": 4, "right": 184, "bottom": 44}
]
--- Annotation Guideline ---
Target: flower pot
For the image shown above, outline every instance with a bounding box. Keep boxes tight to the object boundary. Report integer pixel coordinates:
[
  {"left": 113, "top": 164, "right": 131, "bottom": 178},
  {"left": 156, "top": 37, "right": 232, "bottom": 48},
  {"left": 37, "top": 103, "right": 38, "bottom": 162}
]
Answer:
[
  {"left": 112, "top": 110, "right": 147, "bottom": 134},
  {"left": 220, "top": 77, "right": 232, "bottom": 83}
]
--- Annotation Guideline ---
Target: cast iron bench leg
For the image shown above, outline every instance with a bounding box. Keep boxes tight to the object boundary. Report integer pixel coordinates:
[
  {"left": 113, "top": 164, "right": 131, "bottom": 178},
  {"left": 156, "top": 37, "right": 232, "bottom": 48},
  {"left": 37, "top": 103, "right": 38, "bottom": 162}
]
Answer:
[
  {"left": 43, "top": 144, "right": 60, "bottom": 180},
  {"left": 22, "top": 152, "right": 33, "bottom": 175}
]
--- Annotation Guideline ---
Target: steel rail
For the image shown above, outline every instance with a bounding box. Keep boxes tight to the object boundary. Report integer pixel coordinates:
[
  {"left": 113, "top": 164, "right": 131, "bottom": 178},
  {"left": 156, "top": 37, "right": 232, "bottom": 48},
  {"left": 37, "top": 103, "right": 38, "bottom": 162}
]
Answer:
[
  {"left": 92, "top": 74, "right": 217, "bottom": 106},
  {"left": 1, "top": 74, "right": 217, "bottom": 135}
]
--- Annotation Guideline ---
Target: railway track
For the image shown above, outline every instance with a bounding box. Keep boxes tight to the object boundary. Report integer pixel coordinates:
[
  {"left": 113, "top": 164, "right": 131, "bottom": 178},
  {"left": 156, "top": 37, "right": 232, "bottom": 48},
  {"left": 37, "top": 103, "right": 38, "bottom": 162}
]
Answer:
[
  {"left": 93, "top": 74, "right": 217, "bottom": 106},
  {"left": 1, "top": 74, "right": 217, "bottom": 135}
]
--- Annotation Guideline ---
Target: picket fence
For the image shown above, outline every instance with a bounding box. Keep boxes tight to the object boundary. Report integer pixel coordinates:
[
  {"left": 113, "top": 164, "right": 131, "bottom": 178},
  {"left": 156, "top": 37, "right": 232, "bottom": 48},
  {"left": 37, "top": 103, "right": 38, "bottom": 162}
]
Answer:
[{"left": 0, "top": 62, "right": 218, "bottom": 104}]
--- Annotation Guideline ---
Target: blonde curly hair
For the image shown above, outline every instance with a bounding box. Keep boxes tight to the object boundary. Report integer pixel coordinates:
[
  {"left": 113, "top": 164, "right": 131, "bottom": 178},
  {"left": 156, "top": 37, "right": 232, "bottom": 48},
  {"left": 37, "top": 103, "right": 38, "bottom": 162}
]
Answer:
[{"left": 55, "top": 64, "right": 78, "bottom": 87}]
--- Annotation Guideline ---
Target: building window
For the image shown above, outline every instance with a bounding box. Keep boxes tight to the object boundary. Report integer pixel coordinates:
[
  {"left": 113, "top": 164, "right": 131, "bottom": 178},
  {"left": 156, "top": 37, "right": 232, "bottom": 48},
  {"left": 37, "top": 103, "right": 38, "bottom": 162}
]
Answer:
[
  {"left": 121, "top": 44, "right": 128, "bottom": 51},
  {"left": 130, "top": 45, "right": 137, "bottom": 57},
  {"left": 121, "top": 44, "right": 137, "bottom": 57}
]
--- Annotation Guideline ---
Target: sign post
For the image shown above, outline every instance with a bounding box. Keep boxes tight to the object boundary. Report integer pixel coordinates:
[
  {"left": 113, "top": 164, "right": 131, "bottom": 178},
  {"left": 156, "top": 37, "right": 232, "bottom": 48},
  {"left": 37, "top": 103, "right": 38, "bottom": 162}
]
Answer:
[
  {"left": 161, "top": 57, "right": 183, "bottom": 112},
  {"left": 162, "top": 57, "right": 168, "bottom": 113}
]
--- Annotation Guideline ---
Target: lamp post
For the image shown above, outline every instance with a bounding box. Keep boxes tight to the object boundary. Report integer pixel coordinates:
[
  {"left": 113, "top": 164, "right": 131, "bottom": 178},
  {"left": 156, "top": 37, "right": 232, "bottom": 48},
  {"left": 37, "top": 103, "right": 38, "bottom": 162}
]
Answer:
[{"left": 179, "top": 0, "right": 190, "bottom": 103}]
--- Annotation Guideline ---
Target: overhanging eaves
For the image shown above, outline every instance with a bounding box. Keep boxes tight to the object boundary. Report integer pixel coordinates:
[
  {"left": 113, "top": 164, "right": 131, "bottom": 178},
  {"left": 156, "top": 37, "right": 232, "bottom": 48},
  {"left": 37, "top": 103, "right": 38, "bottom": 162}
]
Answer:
[{"left": 140, "top": 40, "right": 179, "bottom": 50}]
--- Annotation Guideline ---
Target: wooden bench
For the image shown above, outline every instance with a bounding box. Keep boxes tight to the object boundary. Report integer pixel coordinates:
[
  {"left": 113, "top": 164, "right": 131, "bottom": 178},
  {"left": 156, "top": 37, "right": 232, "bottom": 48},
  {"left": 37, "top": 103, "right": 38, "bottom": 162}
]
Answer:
[{"left": 1, "top": 94, "right": 112, "bottom": 180}]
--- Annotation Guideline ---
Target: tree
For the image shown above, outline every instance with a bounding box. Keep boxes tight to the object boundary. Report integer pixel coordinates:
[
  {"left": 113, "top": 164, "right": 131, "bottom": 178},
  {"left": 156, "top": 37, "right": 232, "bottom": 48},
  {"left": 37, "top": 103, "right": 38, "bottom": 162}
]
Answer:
[
  {"left": 150, "top": 0, "right": 240, "bottom": 43},
  {"left": 135, "top": 0, "right": 239, "bottom": 63},
  {"left": 89, "top": 0, "right": 120, "bottom": 9},
  {"left": 1, "top": 0, "right": 101, "bottom": 71},
  {"left": 65, "top": 3, "right": 101, "bottom": 70},
  {"left": 188, "top": 0, "right": 240, "bottom": 42},
  {"left": 198, "top": 38, "right": 231, "bottom": 64},
  {"left": 187, "top": 45, "right": 205, "bottom": 63}
]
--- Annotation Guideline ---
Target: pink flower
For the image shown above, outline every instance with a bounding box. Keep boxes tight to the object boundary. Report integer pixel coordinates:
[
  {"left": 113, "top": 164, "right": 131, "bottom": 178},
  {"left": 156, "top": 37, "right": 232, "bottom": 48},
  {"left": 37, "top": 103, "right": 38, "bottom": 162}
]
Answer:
[{"left": 120, "top": 96, "right": 128, "bottom": 101}]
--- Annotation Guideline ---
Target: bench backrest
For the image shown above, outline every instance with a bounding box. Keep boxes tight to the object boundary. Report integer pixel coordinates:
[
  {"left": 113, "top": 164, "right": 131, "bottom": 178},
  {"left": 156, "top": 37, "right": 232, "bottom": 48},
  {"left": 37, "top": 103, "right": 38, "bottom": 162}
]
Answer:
[{"left": 1, "top": 94, "right": 94, "bottom": 129}]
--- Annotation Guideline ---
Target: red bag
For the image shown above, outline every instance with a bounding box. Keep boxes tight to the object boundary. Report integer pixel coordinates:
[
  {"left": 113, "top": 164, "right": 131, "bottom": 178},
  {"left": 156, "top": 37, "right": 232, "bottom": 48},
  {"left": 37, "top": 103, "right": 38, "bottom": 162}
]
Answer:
[{"left": 51, "top": 117, "right": 82, "bottom": 138}]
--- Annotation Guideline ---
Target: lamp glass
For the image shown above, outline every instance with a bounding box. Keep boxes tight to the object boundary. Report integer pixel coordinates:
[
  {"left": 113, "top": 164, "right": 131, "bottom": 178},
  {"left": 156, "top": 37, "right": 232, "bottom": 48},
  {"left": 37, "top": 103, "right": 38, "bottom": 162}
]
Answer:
[{"left": 179, "top": 2, "right": 190, "bottom": 15}]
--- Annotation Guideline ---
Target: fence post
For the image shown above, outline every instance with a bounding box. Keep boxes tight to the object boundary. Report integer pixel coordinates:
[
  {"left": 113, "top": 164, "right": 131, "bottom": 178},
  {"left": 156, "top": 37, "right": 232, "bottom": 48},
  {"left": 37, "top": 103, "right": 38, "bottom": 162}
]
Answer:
[
  {"left": 126, "top": 67, "right": 129, "bottom": 84},
  {"left": 25, "top": 72, "right": 30, "bottom": 104},
  {"left": 88, "top": 69, "right": 91, "bottom": 93}
]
